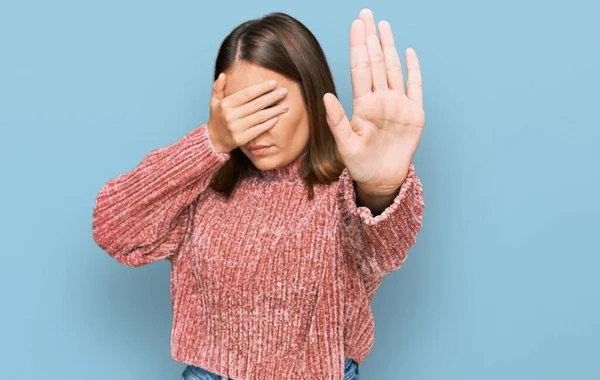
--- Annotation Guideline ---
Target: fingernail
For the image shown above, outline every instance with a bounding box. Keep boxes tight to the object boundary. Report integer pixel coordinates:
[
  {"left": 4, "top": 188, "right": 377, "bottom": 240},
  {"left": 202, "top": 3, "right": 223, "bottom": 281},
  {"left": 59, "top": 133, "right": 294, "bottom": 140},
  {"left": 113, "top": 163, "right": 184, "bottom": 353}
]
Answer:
[
  {"left": 269, "top": 80, "right": 277, "bottom": 87},
  {"left": 279, "top": 88, "right": 288, "bottom": 95}
]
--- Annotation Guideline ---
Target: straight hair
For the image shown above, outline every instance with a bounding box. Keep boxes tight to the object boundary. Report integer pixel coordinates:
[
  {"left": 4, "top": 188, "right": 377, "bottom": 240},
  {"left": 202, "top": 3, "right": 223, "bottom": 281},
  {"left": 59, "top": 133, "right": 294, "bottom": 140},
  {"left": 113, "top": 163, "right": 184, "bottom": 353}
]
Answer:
[{"left": 209, "top": 12, "right": 345, "bottom": 201}]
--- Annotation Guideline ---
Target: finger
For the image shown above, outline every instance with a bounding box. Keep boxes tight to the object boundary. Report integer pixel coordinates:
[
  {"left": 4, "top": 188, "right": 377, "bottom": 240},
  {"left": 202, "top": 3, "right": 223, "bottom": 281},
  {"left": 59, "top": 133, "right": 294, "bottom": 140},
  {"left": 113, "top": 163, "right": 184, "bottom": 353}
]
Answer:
[
  {"left": 323, "top": 93, "right": 353, "bottom": 158},
  {"left": 240, "top": 115, "right": 280, "bottom": 144},
  {"left": 378, "top": 20, "right": 405, "bottom": 93},
  {"left": 225, "top": 79, "right": 278, "bottom": 108},
  {"left": 245, "top": 103, "right": 289, "bottom": 130},
  {"left": 359, "top": 8, "right": 388, "bottom": 92},
  {"left": 405, "top": 48, "right": 423, "bottom": 109},
  {"left": 236, "top": 86, "right": 288, "bottom": 119},
  {"left": 211, "top": 73, "right": 226, "bottom": 101},
  {"left": 350, "top": 19, "right": 372, "bottom": 99}
]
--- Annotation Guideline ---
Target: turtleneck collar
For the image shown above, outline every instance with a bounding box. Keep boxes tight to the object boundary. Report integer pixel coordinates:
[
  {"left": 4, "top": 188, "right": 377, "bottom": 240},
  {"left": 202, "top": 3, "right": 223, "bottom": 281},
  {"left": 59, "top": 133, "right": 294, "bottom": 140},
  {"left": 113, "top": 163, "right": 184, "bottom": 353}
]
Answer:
[{"left": 256, "top": 151, "right": 307, "bottom": 182}]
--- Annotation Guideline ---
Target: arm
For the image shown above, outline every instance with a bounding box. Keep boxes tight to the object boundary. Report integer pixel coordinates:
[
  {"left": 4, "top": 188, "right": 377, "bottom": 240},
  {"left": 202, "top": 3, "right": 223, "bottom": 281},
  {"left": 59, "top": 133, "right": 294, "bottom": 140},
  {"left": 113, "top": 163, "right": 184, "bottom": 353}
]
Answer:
[
  {"left": 92, "top": 123, "right": 230, "bottom": 266},
  {"left": 337, "top": 163, "right": 424, "bottom": 278}
]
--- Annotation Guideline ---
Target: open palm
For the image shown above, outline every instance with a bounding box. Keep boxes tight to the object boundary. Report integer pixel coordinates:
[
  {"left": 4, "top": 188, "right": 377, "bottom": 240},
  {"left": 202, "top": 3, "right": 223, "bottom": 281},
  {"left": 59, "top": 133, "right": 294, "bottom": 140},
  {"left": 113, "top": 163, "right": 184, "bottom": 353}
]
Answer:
[{"left": 324, "top": 8, "right": 425, "bottom": 195}]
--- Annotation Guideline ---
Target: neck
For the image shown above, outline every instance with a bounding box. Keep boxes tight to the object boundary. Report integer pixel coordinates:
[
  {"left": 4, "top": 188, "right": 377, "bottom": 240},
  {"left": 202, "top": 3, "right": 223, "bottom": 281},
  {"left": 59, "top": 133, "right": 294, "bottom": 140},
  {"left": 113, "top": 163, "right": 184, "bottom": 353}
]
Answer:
[{"left": 256, "top": 151, "right": 307, "bottom": 182}]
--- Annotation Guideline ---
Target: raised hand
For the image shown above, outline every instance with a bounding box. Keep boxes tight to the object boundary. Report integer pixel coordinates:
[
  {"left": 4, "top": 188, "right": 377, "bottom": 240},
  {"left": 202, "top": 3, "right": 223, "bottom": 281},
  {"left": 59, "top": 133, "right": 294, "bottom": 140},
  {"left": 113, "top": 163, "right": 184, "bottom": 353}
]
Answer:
[{"left": 324, "top": 8, "right": 425, "bottom": 196}]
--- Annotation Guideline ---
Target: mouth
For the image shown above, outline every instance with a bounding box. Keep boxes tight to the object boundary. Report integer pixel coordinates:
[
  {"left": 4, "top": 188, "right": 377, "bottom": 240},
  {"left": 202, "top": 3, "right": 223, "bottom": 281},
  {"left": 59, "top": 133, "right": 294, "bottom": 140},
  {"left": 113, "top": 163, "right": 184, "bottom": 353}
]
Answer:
[
  {"left": 247, "top": 145, "right": 271, "bottom": 150},
  {"left": 247, "top": 145, "right": 273, "bottom": 155}
]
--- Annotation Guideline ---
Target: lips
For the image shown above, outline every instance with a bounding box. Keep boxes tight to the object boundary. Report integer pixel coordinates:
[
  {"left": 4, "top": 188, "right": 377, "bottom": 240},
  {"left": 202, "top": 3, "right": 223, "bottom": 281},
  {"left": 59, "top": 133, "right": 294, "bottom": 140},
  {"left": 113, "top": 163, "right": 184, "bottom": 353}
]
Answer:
[{"left": 247, "top": 145, "right": 271, "bottom": 150}]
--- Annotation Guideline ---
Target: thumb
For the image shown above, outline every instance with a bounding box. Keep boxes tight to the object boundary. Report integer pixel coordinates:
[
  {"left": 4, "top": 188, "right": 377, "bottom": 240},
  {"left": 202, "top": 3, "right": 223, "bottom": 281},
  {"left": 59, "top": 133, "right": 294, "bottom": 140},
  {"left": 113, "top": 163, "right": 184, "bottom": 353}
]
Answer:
[
  {"left": 323, "top": 93, "right": 352, "bottom": 157},
  {"left": 212, "top": 73, "right": 226, "bottom": 101}
]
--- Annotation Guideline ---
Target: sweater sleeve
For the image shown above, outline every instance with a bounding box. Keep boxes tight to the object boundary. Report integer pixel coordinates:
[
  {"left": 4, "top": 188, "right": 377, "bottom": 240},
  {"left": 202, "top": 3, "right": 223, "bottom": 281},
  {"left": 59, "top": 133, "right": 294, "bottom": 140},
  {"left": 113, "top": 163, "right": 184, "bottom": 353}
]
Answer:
[
  {"left": 337, "top": 163, "right": 425, "bottom": 278},
  {"left": 92, "top": 123, "right": 230, "bottom": 267}
]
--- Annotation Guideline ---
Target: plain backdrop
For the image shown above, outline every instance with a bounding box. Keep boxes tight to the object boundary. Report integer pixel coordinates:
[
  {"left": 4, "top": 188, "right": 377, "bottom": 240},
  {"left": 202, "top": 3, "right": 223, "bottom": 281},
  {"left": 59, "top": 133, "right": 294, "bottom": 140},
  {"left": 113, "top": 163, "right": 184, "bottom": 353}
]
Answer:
[{"left": 1, "top": 0, "right": 599, "bottom": 379}]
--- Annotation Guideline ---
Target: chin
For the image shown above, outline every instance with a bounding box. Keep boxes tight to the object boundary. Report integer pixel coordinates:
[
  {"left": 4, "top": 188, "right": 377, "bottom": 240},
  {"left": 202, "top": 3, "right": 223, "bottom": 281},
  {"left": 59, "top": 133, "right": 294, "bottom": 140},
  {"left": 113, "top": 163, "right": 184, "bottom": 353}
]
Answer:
[
  {"left": 252, "top": 159, "right": 279, "bottom": 171},
  {"left": 246, "top": 154, "right": 278, "bottom": 170}
]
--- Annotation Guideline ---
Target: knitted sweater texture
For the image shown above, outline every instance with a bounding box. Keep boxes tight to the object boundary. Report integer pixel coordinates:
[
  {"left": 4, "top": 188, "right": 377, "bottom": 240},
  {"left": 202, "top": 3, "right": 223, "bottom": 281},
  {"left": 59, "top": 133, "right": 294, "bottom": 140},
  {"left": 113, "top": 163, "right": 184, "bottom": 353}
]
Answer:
[{"left": 92, "top": 123, "right": 425, "bottom": 379}]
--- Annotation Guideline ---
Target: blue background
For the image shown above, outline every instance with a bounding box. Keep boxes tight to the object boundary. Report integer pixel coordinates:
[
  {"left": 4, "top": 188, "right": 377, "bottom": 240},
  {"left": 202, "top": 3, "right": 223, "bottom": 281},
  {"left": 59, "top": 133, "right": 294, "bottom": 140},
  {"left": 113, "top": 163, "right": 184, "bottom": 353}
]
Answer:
[{"left": 1, "top": 0, "right": 599, "bottom": 379}]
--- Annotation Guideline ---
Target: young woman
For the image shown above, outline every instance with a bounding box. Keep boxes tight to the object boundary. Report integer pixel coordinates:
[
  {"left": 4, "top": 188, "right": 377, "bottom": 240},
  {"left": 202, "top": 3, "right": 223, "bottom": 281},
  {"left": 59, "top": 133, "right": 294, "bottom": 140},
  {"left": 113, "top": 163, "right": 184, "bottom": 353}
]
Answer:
[{"left": 92, "top": 8, "right": 425, "bottom": 380}]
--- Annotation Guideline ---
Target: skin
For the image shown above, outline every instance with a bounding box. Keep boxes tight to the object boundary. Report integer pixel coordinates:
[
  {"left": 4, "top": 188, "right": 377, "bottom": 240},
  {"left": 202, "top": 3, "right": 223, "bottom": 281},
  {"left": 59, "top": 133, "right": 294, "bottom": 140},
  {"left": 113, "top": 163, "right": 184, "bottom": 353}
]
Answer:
[
  {"left": 323, "top": 8, "right": 425, "bottom": 215},
  {"left": 222, "top": 62, "right": 310, "bottom": 171},
  {"left": 220, "top": 8, "right": 425, "bottom": 216}
]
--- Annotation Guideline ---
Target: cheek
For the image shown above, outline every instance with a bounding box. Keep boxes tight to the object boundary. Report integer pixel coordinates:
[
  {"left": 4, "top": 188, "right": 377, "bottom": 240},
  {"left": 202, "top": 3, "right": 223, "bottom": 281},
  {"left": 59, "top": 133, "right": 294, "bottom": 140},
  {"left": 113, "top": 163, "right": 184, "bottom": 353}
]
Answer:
[
  {"left": 268, "top": 123, "right": 287, "bottom": 144},
  {"left": 279, "top": 103, "right": 303, "bottom": 128},
  {"left": 269, "top": 95, "right": 307, "bottom": 143}
]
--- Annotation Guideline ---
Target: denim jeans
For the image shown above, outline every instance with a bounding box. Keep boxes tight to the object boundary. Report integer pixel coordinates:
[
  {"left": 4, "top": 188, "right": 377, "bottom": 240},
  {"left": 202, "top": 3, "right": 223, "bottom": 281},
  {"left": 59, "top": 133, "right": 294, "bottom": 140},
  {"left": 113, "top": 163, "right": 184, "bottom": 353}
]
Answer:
[{"left": 181, "top": 358, "right": 359, "bottom": 379}]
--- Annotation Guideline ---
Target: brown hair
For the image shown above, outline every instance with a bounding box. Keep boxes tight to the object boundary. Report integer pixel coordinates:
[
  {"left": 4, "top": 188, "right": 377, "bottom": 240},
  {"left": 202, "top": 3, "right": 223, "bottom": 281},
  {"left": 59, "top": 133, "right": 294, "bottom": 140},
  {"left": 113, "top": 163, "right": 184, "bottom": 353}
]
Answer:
[{"left": 208, "top": 12, "right": 344, "bottom": 201}]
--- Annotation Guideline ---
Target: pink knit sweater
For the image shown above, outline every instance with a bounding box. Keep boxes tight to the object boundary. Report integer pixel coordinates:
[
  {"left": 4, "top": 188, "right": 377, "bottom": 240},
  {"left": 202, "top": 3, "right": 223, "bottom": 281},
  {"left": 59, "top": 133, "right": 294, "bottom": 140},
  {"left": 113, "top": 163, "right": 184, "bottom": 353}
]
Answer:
[{"left": 92, "top": 123, "right": 424, "bottom": 379}]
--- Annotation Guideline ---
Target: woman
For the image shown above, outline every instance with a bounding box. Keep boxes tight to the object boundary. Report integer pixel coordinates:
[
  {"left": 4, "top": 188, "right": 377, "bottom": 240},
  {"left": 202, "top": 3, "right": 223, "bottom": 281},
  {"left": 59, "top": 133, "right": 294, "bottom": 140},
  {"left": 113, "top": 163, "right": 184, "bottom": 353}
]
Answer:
[{"left": 92, "top": 8, "right": 425, "bottom": 380}]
